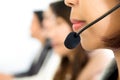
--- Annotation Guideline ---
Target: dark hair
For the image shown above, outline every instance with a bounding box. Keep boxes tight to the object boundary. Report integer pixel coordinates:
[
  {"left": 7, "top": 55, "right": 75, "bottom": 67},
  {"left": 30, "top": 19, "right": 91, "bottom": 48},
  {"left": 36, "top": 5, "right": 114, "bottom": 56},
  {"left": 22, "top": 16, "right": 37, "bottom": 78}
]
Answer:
[
  {"left": 34, "top": 11, "right": 43, "bottom": 22},
  {"left": 50, "top": 0, "right": 72, "bottom": 26},
  {"left": 50, "top": 1, "right": 89, "bottom": 80},
  {"left": 54, "top": 45, "right": 88, "bottom": 80}
]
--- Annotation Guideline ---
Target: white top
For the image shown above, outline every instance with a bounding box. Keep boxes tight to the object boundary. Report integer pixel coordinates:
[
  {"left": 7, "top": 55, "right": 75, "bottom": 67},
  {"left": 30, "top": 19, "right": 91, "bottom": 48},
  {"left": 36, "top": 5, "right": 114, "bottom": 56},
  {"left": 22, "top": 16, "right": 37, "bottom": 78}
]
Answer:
[{"left": 14, "top": 50, "right": 61, "bottom": 80}]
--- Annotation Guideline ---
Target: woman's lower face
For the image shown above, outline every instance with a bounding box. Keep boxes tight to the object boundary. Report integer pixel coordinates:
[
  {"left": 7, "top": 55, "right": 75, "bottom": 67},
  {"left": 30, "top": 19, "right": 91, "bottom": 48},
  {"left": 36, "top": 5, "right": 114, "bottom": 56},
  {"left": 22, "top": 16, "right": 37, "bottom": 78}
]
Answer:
[{"left": 65, "top": 0, "right": 120, "bottom": 51}]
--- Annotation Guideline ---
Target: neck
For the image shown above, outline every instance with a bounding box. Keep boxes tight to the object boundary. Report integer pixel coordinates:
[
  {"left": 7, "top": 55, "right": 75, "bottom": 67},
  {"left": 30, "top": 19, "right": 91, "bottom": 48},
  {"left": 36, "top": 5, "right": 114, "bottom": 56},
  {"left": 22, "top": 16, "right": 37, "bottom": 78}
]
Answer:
[{"left": 113, "top": 50, "right": 120, "bottom": 80}]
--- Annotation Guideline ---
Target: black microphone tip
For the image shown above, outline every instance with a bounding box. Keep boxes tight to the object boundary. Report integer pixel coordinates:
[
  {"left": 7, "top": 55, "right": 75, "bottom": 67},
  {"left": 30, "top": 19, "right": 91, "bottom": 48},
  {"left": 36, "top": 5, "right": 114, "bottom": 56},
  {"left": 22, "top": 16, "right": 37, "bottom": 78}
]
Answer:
[{"left": 64, "top": 32, "right": 80, "bottom": 49}]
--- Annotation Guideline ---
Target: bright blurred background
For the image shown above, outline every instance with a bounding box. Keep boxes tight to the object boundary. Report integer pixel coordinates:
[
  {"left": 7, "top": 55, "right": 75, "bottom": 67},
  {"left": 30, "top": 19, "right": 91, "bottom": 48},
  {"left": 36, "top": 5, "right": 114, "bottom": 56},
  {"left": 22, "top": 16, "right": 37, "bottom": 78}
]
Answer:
[{"left": 0, "top": 0, "right": 55, "bottom": 74}]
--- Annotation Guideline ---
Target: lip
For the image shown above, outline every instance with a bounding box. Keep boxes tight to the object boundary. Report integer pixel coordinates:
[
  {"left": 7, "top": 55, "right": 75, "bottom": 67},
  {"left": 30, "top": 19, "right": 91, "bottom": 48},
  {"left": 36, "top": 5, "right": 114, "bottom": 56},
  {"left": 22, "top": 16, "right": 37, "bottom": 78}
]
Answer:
[{"left": 71, "top": 19, "right": 86, "bottom": 32}]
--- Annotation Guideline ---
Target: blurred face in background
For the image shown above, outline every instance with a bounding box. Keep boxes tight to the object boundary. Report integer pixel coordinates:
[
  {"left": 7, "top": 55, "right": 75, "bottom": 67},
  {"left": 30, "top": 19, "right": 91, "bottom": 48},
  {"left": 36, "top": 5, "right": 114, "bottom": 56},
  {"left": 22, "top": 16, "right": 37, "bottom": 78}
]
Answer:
[
  {"left": 65, "top": 0, "right": 120, "bottom": 51},
  {"left": 43, "top": 8, "right": 73, "bottom": 56},
  {"left": 31, "top": 13, "right": 45, "bottom": 44}
]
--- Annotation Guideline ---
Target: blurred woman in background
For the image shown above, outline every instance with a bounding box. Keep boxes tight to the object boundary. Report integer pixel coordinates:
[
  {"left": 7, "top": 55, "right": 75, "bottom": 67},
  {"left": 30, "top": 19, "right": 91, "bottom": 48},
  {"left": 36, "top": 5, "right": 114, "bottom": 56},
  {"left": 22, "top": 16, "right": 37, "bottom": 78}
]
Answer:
[{"left": 0, "top": 10, "right": 60, "bottom": 80}]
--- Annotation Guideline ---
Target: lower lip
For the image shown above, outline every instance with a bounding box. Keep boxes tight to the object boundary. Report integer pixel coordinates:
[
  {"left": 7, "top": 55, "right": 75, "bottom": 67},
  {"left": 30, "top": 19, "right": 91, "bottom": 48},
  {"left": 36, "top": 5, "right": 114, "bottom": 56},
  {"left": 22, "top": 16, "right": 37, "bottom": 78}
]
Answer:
[{"left": 72, "top": 22, "right": 85, "bottom": 32}]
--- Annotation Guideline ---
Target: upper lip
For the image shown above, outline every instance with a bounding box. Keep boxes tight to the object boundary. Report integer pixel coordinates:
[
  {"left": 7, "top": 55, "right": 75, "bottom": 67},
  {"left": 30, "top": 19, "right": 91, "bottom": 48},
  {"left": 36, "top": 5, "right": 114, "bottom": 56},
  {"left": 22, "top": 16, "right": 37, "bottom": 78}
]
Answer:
[
  {"left": 70, "top": 19, "right": 86, "bottom": 31},
  {"left": 70, "top": 19, "right": 86, "bottom": 24}
]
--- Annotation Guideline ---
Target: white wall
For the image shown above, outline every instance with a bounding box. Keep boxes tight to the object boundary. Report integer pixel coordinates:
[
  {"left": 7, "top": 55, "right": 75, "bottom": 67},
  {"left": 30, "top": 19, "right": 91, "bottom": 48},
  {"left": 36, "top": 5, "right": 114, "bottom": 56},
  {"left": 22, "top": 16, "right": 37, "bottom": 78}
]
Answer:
[{"left": 0, "top": 0, "right": 55, "bottom": 74}]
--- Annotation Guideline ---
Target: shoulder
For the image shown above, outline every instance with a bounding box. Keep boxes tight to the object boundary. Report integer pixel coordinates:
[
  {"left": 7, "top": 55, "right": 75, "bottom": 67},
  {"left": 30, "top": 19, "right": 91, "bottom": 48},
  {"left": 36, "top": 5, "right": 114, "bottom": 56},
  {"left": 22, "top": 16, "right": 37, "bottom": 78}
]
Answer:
[
  {"left": 77, "top": 49, "right": 114, "bottom": 80},
  {"left": 87, "top": 49, "right": 114, "bottom": 69},
  {"left": 89, "top": 49, "right": 114, "bottom": 59}
]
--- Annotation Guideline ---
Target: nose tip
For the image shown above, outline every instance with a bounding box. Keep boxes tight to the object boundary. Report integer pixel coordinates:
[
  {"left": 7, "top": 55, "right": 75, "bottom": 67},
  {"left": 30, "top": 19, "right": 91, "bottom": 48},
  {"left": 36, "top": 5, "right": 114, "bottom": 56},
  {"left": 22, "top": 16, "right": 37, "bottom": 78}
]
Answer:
[{"left": 64, "top": 0, "right": 77, "bottom": 7}]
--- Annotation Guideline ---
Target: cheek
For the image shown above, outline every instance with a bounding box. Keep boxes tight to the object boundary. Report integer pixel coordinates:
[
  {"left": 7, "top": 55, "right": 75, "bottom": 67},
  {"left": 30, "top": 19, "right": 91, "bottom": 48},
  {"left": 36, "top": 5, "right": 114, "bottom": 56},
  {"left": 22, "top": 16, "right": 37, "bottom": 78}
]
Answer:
[
  {"left": 59, "top": 32, "right": 69, "bottom": 42},
  {"left": 54, "top": 44, "right": 72, "bottom": 56},
  {"left": 87, "top": 11, "right": 120, "bottom": 40},
  {"left": 58, "top": 26, "right": 71, "bottom": 42},
  {"left": 54, "top": 27, "right": 71, "bottom": 54},
  {"left": 81, "top": 34, "right": 105, "bottom": 51},
  {"left": 31, "top": 25, "right": 39, "bottom": 35},
  {"left": 87, "top": 17, "right": 111, "bottom": 37},
  {"left": 84, "top": 0, "right": 120, "bottom": 37},
  {"left": 80, "top": 14, "right": 120, "bottom": 50},
  {"left": 43, "top": 21, "right": 51, "bottom": 29},
  {"left": 76, "top": 0, "right": 120, "bottom": 50},
  {"left": 80, "top": 20, "right": 110, "bottom": 50},
  {"left": 105, "top": 9, "right": 120, "bottom": 37},
  {"left": 54, "top": 46, "right": 67, "bottom": 55}
]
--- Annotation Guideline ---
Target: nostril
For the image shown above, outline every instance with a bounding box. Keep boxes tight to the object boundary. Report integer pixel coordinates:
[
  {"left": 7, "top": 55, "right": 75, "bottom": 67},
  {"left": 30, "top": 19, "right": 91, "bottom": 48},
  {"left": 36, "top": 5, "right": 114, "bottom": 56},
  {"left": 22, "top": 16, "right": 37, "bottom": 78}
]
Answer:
[
  {"left": 65, "top": 0, "right": 75, "bottom": 7},
  {"left": 66, "top": 2, "right": 75, "bottom": 7}
]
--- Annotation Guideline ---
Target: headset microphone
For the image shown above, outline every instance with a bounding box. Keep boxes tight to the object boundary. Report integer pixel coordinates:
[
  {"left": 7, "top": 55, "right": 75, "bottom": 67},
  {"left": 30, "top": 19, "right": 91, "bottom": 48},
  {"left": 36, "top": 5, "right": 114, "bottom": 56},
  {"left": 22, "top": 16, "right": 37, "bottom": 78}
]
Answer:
[{"left": 64, "top": 3, "right": 120, "bottom": 49}]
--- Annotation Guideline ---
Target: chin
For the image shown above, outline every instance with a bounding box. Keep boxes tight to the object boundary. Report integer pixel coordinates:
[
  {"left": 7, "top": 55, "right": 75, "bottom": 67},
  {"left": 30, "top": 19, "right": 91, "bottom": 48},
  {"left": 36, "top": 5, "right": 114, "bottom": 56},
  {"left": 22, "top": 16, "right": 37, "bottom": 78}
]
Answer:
[
  {"left": 81, "top": 41, "right": 104, "bottom": 51},
  {"left": 80, "top": 40, "right": 93, "bottom": 51},
  {"left": 54, "top": 48, "right": 67, "bottom": 56},
  {"left": 54, "top": 48, "right": 62, "bottom": 54},
  {"left": 81, "top": 44, "right": 93, "bottom": 51}
]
